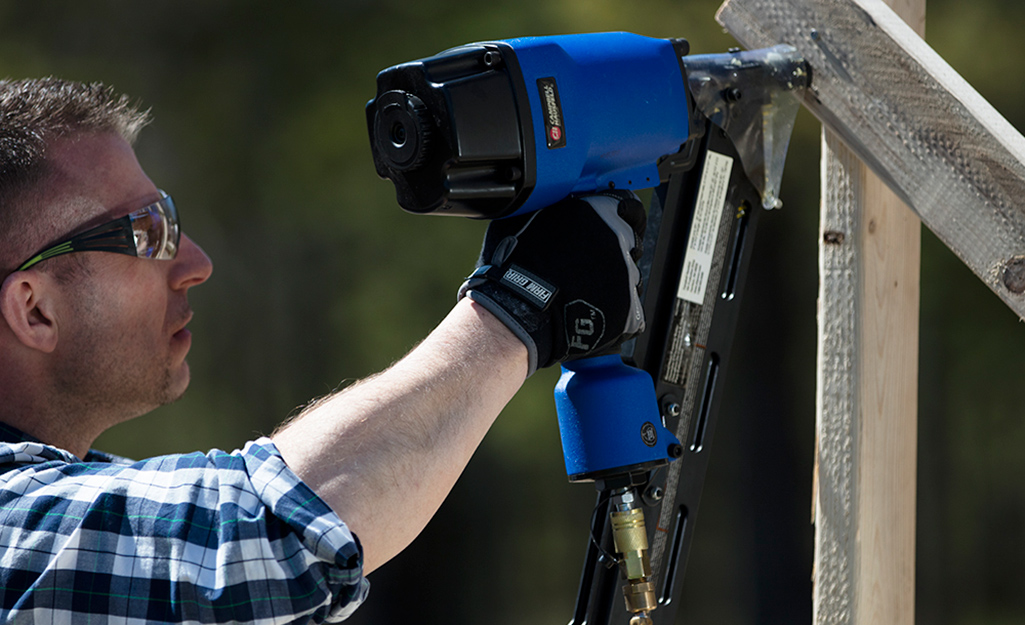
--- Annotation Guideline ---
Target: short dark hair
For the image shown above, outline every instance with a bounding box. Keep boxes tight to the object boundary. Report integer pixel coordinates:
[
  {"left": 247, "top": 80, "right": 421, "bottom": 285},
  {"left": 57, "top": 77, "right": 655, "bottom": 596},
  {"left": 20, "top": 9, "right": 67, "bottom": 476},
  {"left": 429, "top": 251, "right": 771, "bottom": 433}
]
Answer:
[
  {"left": 0, "top": 77, "right": 150, "bottom": 201},
  {"left": 0, "top": 78, "right": 151, "bottom": 274}
]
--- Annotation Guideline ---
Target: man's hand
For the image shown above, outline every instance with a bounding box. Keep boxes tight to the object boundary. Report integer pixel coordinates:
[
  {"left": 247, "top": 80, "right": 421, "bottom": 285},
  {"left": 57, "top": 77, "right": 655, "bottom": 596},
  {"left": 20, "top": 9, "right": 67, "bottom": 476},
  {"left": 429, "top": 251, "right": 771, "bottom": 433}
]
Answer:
[
  {"left": 458, "top": 191, "right": 646, "bottom": 376},
  {"left": 272, "top": 191, "right": 646, "bottom": 575}
]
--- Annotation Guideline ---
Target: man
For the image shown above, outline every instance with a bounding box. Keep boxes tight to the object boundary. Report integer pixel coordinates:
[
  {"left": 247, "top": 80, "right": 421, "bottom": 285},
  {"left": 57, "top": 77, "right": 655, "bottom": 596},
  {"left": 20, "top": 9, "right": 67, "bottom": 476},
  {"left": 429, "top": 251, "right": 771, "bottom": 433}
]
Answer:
[{"left": 0, "top": 78, "right": 645, "bottom": 623}]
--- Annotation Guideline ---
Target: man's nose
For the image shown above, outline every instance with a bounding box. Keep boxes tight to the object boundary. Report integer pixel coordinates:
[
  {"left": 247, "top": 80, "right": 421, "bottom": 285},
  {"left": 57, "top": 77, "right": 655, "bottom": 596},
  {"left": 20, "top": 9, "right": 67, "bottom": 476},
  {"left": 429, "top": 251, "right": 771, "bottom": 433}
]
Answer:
[{"left": 169, "top": 234, "right": 213, "bottom": 291}]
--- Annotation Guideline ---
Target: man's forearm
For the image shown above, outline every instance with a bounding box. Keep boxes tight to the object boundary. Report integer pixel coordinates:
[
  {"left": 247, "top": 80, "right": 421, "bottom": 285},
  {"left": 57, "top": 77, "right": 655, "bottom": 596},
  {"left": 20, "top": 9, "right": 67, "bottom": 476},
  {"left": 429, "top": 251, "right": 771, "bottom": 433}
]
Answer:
[{"left": 272, "top": 298, "right": 528, "bottom": 573}]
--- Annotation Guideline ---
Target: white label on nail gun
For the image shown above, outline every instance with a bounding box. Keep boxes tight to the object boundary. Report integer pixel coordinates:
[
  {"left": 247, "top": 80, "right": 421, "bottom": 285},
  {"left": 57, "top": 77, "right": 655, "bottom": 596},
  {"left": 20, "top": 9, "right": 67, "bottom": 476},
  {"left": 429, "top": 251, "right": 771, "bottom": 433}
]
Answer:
[{"left": 677, "top": 151, "right": 734, "bottom": 305}]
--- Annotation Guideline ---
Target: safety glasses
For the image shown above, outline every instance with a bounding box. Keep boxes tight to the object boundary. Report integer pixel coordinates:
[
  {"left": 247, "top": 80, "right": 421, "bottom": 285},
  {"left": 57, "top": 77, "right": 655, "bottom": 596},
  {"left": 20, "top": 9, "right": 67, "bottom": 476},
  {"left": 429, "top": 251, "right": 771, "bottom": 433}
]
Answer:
[{"left": 15, "top": 191, "right": 180, "bottom": 272}]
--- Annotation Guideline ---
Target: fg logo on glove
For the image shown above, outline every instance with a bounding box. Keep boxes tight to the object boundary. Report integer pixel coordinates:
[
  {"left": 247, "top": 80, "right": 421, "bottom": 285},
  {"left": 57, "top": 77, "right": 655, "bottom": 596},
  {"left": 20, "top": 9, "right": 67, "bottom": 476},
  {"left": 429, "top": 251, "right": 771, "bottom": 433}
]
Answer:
[{"left": 565, "top": 300, "right": 606, "bottom": 353}]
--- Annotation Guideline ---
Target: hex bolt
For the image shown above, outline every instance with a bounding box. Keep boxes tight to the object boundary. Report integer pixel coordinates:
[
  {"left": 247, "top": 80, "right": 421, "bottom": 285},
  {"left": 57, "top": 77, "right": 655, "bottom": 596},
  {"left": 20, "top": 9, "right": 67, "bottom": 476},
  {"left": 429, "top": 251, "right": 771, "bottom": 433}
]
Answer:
[{"left": 644, "top": 485, "right": 664, "bottom": 503}]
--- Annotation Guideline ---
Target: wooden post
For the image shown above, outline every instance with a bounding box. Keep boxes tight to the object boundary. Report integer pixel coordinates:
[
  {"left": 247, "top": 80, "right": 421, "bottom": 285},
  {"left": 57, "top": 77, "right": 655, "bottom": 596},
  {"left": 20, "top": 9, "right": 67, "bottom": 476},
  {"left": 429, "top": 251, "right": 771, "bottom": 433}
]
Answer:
[
  {"left": 816, "top": 0, "right": 923, "bottom": 621},
  {"left": 716, "top": 0, "right": 1025, "bottom": 620}
]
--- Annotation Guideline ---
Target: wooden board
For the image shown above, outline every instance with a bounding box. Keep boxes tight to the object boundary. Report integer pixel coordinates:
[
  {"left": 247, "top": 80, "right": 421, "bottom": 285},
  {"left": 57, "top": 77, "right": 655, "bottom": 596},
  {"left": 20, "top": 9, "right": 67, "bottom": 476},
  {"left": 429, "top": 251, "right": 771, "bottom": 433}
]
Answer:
[
  {"left": 717, "top": 0, "right": 1025, "bottom": 319},
  {"left": 816, "top": 127, "right": 920, "bottom": 625},
  {"left": 716, "top": 0, "right": 930, "bottom": 622}
]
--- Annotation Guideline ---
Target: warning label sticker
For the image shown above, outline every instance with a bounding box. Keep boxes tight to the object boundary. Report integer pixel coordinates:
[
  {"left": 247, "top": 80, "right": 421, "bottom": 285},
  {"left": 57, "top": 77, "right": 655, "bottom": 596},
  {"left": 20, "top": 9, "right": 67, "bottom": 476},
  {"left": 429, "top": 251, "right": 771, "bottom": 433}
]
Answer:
[{"left": 677, "top": 151, "right": 734, "bottom": 304}]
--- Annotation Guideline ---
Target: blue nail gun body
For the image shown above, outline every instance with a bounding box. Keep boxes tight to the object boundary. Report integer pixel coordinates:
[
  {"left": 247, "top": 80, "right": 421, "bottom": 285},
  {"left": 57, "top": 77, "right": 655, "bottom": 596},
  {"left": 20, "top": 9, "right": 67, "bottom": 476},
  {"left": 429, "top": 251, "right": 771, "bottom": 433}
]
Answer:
[{"left": 367, "top": 32, "right": 809, "bottom": 625}]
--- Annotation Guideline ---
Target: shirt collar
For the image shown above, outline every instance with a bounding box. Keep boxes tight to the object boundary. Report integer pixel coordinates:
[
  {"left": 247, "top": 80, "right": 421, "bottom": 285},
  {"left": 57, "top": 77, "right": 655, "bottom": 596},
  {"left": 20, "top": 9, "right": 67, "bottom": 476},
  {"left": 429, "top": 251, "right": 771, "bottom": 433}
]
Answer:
[
  {"left": 0, "top": 421, "right": 128, "bottom": 464},
  {"left": 0, "top": 421, "right": 43, "bottom": 445}
]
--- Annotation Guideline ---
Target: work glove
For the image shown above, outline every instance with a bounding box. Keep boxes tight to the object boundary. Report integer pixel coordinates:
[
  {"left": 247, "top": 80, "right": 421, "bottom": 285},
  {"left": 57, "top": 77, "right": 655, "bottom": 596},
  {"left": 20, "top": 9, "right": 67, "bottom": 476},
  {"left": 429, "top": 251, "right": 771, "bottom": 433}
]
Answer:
[{"left": 458, "top": 191, "right": 646, "bottom": 376}]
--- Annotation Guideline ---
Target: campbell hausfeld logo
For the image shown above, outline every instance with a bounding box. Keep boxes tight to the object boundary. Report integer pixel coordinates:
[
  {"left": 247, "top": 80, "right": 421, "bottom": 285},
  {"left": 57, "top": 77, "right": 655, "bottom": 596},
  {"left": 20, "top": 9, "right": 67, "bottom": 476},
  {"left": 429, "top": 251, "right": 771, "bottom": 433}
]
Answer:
[{"left": 537, "top": 77, "right": 566, "bottom": 149}]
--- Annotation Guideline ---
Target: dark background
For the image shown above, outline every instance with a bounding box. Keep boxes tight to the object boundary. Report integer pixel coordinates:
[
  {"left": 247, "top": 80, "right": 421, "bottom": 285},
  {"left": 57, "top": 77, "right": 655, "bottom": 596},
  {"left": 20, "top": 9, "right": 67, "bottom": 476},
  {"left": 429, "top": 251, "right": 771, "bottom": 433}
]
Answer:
[{"left": 3, "top": 1, "right": 1024, "bottom": 623}]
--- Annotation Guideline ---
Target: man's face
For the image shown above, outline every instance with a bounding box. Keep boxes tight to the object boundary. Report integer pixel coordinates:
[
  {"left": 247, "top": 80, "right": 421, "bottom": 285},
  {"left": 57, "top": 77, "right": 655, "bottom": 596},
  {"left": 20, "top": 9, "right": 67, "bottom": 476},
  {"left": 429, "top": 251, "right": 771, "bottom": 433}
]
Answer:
[{"left": 39, "top": 132, "right": 213, "bottom": 423}]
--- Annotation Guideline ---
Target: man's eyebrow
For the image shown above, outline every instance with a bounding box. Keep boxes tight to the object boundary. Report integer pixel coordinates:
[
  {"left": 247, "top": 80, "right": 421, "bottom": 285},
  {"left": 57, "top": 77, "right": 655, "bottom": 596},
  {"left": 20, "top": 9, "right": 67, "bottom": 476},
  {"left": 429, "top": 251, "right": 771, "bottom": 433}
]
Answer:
[{"left": 68, "top": 192, "right": 162, "bottom": 233}]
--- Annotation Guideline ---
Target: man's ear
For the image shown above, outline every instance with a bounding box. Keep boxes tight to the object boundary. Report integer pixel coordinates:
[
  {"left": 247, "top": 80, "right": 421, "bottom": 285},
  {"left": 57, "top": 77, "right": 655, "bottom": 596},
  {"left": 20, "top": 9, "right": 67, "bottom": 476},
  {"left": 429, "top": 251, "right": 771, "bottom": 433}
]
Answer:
[{"left": 0, "top": 271, "right": 59, "bottom": 353}]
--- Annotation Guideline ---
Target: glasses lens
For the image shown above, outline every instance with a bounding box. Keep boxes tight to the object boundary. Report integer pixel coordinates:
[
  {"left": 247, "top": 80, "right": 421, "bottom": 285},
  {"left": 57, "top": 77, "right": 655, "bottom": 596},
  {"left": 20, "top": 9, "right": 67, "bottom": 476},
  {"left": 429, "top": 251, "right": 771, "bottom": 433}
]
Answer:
[{"left": 130, "top": 192, "right": 179, "bottom": 260}]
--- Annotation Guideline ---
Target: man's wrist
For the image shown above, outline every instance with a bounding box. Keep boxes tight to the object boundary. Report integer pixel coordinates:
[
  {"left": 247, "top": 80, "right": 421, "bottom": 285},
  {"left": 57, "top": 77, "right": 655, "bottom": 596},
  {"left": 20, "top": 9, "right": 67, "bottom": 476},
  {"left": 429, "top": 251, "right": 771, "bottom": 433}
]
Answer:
[{"left": 457, "top": 296, "right": 530, "bottom": 378}]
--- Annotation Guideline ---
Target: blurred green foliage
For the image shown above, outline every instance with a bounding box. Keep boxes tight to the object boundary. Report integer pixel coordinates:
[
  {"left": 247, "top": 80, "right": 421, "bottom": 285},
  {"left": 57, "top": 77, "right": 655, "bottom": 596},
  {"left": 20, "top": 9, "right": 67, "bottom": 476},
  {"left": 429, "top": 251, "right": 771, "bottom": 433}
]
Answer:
[{"left": 2, "top": 0, "right": 1025, "bottom": 623}]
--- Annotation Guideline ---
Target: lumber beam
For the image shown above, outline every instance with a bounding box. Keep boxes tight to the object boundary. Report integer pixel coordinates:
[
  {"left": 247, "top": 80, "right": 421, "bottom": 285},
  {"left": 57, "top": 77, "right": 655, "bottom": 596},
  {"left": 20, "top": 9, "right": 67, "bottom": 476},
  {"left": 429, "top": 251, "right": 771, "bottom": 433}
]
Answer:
[
  {"left": 716, "top": 0, "right": 1025, "bottom": 319},
  {"left": 715, "top": 0, "right": 934, "bottom": 623},
  {"left": 818, "top": 2, "right": 922, "bottom": 624},
  {"left": 816, "top": 96, "right": 921, "bottom": 624}
]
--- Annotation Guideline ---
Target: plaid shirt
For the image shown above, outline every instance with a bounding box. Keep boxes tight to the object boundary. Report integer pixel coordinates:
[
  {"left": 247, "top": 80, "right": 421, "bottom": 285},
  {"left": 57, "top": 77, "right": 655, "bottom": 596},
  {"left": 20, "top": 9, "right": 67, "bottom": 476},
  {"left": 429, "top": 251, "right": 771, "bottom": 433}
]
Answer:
[{"left": 0, "top": 422, "right": 369, "bottom": 624}]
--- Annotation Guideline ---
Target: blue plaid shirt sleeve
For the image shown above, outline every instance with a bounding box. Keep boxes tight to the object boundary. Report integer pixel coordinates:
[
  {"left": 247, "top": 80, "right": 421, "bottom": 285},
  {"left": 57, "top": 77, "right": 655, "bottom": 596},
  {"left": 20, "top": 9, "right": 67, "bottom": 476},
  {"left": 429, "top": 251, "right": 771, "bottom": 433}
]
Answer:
[{"left": 0, "top": 429, "right": 369, "bottom": 624}]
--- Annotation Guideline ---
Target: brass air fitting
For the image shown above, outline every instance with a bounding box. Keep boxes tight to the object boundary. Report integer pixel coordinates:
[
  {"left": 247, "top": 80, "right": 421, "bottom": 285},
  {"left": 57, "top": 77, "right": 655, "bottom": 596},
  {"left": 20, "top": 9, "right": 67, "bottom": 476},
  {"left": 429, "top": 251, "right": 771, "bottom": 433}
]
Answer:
[{"left": 610, "top": 495, "right": 658, "bottom": 619}]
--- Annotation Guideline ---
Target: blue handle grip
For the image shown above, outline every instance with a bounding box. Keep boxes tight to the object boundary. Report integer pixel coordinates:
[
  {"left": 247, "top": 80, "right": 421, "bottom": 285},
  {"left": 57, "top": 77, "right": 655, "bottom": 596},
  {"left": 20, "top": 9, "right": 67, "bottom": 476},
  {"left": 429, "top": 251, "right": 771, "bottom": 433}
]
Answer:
[{"left": 554, "top": 354, "right": 681, "bottom": 482}]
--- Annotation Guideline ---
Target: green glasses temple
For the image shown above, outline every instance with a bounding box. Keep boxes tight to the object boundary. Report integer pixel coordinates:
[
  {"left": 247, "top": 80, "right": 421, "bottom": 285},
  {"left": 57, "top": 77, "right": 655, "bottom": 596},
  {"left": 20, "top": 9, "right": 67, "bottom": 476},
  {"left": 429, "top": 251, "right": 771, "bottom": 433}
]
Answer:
[{"left": 15, "top": 192, "right": 179, "bottom": 273}]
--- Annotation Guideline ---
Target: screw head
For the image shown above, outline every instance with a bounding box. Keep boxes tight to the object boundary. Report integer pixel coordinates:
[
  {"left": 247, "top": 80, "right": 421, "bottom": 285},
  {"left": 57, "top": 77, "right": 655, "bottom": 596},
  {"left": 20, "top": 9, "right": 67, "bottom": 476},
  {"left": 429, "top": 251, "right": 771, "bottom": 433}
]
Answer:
[
  {"left": 1001, "top": 256, "right": 1025, "bottom": 294},
  {"left": 482, "top": 50, "right": 502, "bottom": 67}
]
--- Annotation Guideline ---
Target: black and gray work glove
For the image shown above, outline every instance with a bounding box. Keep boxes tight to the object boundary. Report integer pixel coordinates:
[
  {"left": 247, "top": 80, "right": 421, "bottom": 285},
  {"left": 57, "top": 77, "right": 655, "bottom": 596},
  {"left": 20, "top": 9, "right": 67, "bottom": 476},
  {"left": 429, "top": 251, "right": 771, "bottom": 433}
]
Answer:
[{"left": 458, "top": 191, "right": 646, "bottom": 376}]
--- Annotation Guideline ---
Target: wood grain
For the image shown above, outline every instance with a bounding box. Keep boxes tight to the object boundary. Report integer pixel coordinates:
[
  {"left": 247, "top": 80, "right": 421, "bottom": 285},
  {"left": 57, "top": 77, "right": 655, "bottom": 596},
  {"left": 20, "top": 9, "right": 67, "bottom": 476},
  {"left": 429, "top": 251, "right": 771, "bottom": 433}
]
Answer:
[
  {"left": 717, "top": 0, "right": 1025, "bottom": 318},
  {"left": 715, "top": 0, "right": 931, "bottom": 622}
]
